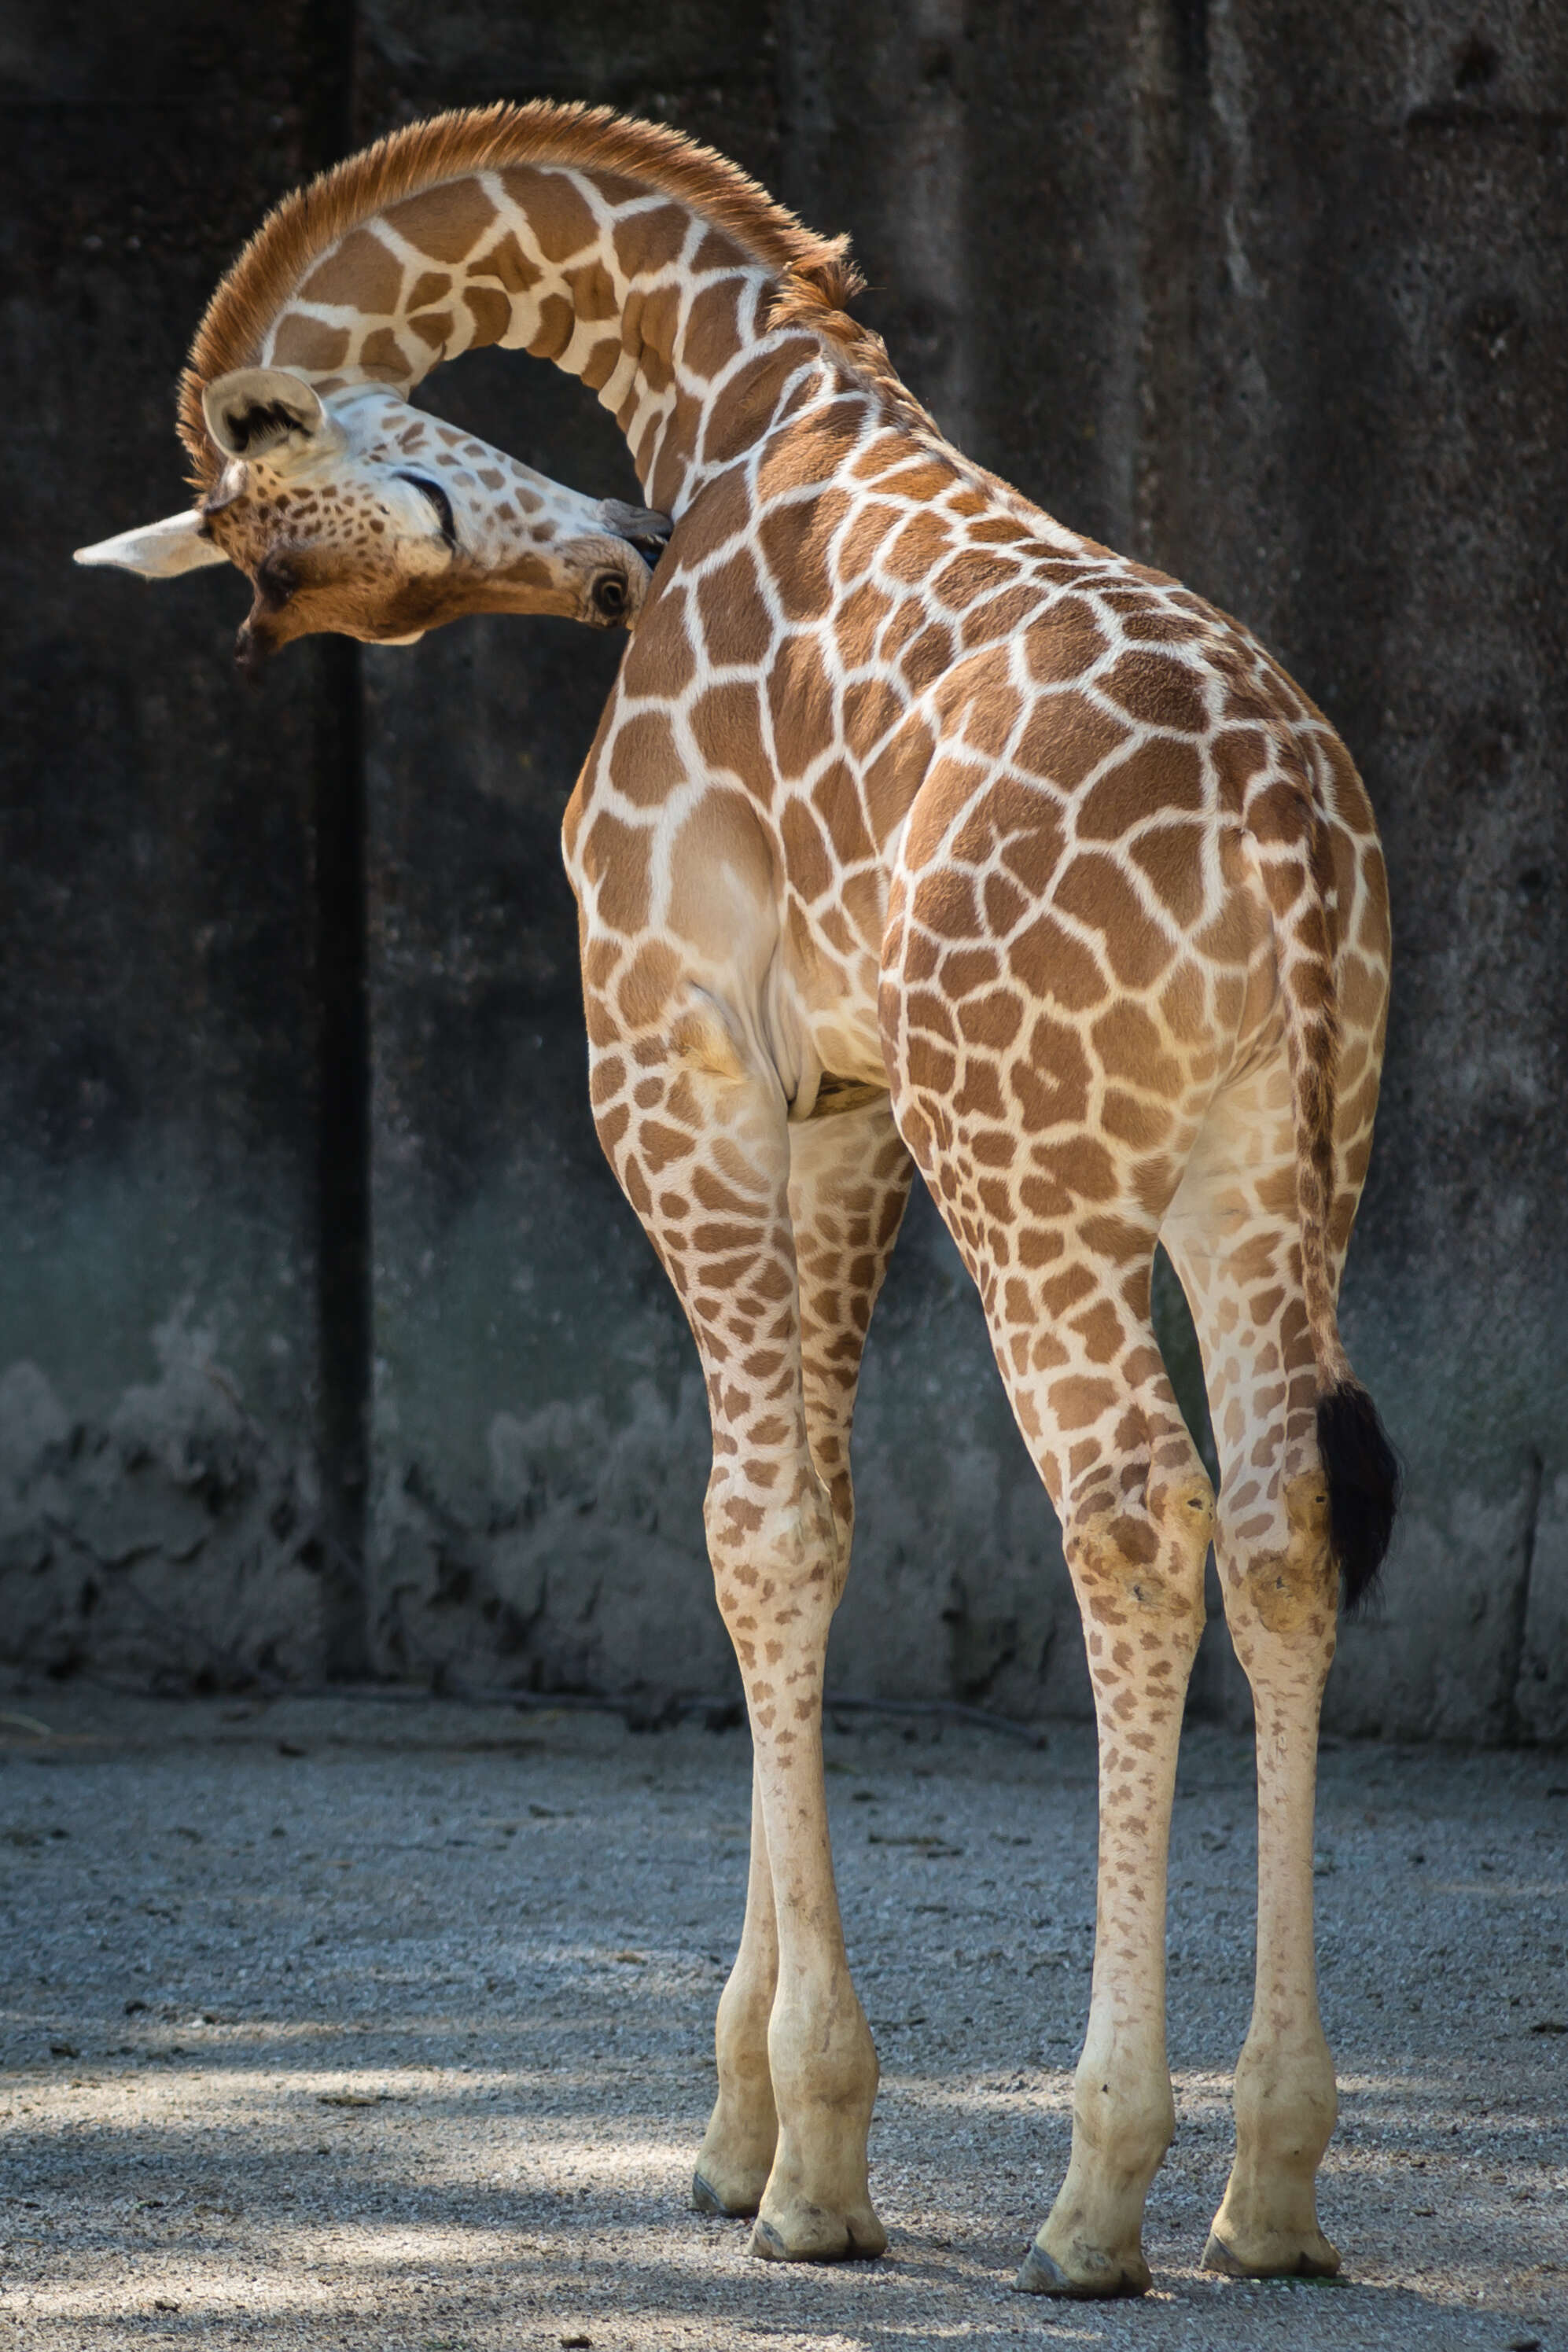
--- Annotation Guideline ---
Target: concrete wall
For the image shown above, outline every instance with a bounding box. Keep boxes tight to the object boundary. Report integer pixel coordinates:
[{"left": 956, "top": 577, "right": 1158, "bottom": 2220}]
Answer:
[{"left": 3, "top": 1, "right": 1564, "bottom": 1739}]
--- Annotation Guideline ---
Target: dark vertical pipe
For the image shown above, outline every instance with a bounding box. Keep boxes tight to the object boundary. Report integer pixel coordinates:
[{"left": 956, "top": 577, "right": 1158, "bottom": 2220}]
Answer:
[
  {"left": 301, "top": 0, "right": 371, "bottom": 1679},
  {"left": 311, "top": 636, "right": 370, "bottom": 1679}
]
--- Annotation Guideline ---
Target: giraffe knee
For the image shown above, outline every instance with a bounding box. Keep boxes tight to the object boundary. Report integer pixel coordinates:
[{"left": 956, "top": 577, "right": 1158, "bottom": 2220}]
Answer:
[{"left": 705, "top": 1470, "right": 843, "bottom": 1616}]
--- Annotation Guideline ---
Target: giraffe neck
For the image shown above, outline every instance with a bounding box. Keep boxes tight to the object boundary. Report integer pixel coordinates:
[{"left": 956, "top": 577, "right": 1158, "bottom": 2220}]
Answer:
[{"left": 182, "top": 106, "right": 899, "bottom": 517}]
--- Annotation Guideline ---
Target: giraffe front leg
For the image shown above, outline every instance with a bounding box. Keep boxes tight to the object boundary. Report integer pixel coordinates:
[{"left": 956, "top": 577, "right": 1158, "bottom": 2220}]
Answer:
[
  {"left": 698, "top": 1096, "right": 909, "bottom": 2243},
  {"left": 723, "top": 1099, "right": 908, "bottom": 2254},
  {"left": 1204, "top": 1474, "right": 1341, "bottom": 2280},
  {"left": 694, "top": 1769, "right": 778, "bottom": 2216},
  {"left": 1018, "top": 1449, "right": 1213, "bottom": 2299},
  {"left": 708, "top": 1463, "right": 885, "bottom": 2260},
  {"left": 586, "top": 1007, "right": 885, "bottom": 2262}
]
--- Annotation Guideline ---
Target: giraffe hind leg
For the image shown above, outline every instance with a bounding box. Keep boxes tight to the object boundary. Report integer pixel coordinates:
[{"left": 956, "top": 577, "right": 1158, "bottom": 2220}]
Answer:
[
  {"left": 889, "top": 1078, "right": 1213, "bottom": 2292},
  {"left": 1015, "top": 1426, "right": 1213, "bottom": 2298},
  {"left": 1161, "top": 1048, "right": 1349, "bottom": 2279},
  {"left": 879, "top": 797, "right": 1230, "bottom": 2296}
]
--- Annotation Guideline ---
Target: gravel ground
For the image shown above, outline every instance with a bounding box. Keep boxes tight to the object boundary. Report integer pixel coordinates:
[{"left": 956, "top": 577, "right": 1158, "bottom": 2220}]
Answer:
[{"left": 1, "top": 1685, "right": 1564, "bottom": 2351}]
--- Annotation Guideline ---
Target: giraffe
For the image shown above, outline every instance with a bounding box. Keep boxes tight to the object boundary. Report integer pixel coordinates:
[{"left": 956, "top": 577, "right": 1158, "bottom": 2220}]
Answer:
[{"left": 82, "top": 101, "right": 1401, "bottom": 2297}]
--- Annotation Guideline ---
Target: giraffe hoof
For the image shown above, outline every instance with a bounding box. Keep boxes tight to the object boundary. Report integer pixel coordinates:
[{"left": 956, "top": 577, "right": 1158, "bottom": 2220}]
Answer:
[
  {"left": 749, "top": 2207, "right": 887, "bottom": 2263},
  {"left": 1203, "top": 2228, "right": 1342, "bottom": 2280},
  {"left": 692, "top": 2169, "right": 758, "bottom": 2218},
  {"left": 1014, "top": 2243, "right": 1151, "bottom": 2299}
]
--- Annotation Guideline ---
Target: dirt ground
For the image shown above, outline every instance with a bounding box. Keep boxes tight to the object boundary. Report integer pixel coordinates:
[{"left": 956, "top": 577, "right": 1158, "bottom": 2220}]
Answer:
[{"left": 1, "top": 1685, "right": 1564, "bottom": 2351}]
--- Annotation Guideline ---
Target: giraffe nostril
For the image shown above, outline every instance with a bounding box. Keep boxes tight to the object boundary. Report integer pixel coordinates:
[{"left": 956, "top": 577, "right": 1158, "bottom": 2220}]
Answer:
[
  {"left": 256, "top": 554, "right": 297, "bottom": 609},
  {"left": 601, "top": 499, "right": 672, "bottom": 561}
]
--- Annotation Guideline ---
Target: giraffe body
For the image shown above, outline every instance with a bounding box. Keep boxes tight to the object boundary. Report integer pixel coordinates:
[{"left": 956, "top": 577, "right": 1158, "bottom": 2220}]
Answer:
[{"left": 83, "top": 102, "right": 1401, "bottom": 2295}]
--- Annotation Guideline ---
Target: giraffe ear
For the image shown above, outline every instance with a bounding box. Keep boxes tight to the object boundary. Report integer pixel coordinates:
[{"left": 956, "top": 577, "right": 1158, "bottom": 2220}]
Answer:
[
  {"left": 74, "top": 510, "right": 231, "bottom": 578},
  {"left": 202, "top": 367, "right": 340, "bottom": 463}
]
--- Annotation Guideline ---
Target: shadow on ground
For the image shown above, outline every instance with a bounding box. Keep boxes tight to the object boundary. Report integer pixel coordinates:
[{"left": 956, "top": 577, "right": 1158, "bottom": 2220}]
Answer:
[{"left": 1, "top": 1688, "right": 1563, "bottom": 2349}]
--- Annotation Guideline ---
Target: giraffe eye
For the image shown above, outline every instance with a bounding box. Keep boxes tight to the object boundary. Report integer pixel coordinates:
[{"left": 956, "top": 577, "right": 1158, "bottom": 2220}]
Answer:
[
  {"left": 391, "top": 471, "right": 455, "bottom": 550},
  {"left": 591, "top": 572, "right": 628, "bottom": 622}
]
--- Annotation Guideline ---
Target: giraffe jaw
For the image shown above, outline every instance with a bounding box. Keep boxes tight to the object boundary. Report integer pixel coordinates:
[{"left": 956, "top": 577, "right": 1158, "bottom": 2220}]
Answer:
[{"left": 230, "top": 520, "right": 663, "bottom": 670}]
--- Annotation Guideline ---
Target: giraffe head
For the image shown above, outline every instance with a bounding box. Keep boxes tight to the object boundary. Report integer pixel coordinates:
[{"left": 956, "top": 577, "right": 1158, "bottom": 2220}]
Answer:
[{"left": 75, "top": 367, "right": 671, "bottom": 669}]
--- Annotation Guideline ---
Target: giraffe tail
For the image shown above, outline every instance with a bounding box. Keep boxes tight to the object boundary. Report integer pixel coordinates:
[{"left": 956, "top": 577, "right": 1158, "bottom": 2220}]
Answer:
[
  {"left": 1316, "top": 1382, "right": 1401, "bottom": 1611},
  {"left": 1268, "top": 763, "right": 1401, "bottom": 1613}
]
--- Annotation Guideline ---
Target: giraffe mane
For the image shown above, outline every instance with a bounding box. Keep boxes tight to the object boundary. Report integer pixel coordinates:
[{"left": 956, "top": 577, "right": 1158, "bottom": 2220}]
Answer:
[{"left": 178, "top": 99, "right": 918, "bottom": 486}]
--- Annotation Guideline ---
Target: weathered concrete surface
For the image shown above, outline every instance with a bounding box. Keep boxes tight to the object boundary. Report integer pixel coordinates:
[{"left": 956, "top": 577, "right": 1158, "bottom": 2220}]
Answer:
[
  {"left": 3, "top": 2, "right": 1565, "bottom": 1739},
  {"left": 0, "top": 2, "right": 352, "bottom": 1686},
  {"left": 1146, "top": 2, "right": 1568, "bottom": 1742}
]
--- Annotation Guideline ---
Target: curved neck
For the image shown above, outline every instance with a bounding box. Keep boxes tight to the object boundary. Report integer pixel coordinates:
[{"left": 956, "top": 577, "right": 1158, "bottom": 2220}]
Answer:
[{"left": 246, "top": 162, "right": 832, "bottom": 515}]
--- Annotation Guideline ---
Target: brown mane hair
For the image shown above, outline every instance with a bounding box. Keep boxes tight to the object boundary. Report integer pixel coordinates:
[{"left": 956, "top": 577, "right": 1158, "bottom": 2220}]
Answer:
[{"left": 179, "top": 99, "right": 919, "bottom": 484}]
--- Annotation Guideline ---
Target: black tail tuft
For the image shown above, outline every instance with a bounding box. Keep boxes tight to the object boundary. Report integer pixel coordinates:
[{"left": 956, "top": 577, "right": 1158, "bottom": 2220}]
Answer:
[{"left": 1316, "top": 1381, "right": 1401, "bottom": 1613}]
